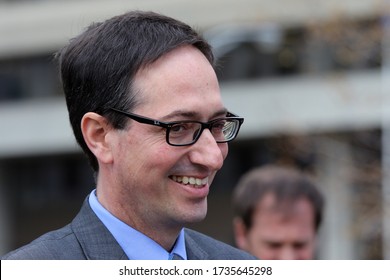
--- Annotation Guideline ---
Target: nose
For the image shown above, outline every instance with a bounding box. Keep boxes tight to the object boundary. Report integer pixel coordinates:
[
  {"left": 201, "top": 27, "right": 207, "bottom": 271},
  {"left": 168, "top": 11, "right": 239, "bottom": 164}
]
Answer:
[
  {"left": 189, "top": 128, "right": 227, "bottom": 171},
  {"left": 278, "top": 247, "right": 297, "bottom": 260}
]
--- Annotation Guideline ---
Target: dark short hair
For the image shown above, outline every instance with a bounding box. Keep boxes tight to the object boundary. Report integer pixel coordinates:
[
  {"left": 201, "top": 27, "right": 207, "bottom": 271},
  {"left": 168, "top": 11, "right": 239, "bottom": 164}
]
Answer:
[
  {"left": 232, "top": 164, "right": 325, "bottom": 231},
  {"left": 57, "top": 11, "right": 214, "bottom": 171}
]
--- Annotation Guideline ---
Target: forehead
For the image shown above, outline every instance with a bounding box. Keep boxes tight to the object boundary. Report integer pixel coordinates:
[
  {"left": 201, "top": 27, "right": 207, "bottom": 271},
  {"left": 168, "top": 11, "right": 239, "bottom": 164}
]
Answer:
[
  {"left": 254, "top": 193, "right": 316, "bottom": 227},
  {"left": 132, "top": 45, "right": 224, "bottom": 118}
]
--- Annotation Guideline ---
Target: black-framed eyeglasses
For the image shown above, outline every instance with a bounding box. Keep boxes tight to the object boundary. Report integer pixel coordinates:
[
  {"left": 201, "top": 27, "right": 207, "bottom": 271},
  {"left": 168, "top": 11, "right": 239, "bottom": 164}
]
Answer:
[{"left": 109, "top": 108, "right": 244, "bottom": 146}]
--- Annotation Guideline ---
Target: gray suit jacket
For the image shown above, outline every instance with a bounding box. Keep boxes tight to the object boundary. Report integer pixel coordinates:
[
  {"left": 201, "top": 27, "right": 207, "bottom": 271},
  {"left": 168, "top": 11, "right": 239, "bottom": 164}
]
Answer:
[{"left": 2, "top": 198, "right": 256, "bottom": 260}]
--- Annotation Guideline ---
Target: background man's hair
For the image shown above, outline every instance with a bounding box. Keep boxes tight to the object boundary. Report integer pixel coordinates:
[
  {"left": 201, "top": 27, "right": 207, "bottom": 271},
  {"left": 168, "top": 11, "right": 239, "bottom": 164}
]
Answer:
[{"left": 232, "top": 164, "right": 325, "bottom": 231}]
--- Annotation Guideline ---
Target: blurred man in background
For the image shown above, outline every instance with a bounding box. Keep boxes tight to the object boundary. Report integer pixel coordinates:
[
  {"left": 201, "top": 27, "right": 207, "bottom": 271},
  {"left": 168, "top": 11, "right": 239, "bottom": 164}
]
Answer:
[{"left": 232, "top": 164, "right": 324, "bottom": 259}]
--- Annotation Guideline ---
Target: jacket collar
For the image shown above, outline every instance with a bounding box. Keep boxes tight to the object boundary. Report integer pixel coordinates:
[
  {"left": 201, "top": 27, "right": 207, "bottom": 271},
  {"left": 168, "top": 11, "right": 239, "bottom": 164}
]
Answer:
[
  {"left": 71, "top": 197, "right": 210, "bottom": 260},
  {"left": 71, "top": 197, "right": 128, "bottom": 260},
  {"left": 184, "top": 229, "right": 209, "bottom": 260}
]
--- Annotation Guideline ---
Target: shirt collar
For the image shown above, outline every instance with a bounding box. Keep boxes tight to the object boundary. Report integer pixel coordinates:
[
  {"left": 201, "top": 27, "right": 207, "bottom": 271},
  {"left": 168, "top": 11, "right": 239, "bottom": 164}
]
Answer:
[{"left": 88, "top": 189, "right": 187, "bottom": 260}]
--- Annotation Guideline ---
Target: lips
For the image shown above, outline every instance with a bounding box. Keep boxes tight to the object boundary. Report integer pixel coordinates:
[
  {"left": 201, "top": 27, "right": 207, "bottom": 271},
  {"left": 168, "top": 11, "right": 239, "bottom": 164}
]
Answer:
[{"left": 170, "top": 175, "right": 208, "bottom": 188}]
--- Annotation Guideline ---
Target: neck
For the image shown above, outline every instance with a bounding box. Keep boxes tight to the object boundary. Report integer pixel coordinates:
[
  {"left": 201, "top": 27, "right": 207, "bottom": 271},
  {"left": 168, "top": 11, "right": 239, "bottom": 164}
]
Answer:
[{"left": 95, "top": 183, "right": 182, "bottom": 251}]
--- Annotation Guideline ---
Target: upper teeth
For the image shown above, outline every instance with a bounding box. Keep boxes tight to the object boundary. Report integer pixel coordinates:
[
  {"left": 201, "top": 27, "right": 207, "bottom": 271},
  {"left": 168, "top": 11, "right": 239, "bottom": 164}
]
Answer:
[{"left": 172, "top": 176, "right": 208, "bottom": 186}]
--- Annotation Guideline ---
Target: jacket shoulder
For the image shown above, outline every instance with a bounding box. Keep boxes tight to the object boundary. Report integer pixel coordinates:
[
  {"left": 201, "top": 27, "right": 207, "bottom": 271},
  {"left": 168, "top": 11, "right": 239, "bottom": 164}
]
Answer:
[{"left": 1, "top": 224, "right": 85, "bottom": 260}]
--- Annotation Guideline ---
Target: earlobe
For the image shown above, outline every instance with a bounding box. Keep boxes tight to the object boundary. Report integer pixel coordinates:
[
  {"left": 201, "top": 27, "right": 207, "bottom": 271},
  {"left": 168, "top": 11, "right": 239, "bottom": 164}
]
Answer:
[
  {"left": 233, "top": 217, "right": 248, "bottom": 250},
  {"left": 81, "top": 112, "right": 114, "bottom": 164}
]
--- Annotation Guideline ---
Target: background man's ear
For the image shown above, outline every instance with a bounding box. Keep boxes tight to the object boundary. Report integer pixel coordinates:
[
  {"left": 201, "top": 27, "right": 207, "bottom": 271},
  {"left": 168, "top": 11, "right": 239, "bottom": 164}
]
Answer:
[
  {"left": 233, "top": 217, "right": 249, "bottom": 250},
  {"left": 81, "top": 112, "right": 114, "bottom": 164}
]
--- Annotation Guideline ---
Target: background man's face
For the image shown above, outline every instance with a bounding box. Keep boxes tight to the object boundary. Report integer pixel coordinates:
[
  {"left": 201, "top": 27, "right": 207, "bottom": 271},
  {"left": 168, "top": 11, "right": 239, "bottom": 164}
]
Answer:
[{"left": 241, "top": 193, "right": 317, "bottom": 260}]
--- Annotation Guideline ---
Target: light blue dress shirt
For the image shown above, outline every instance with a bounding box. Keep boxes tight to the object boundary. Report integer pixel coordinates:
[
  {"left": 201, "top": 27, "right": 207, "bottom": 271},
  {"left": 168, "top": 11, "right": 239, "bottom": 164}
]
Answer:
[{"left": 88, "top": 189, "right": 187, "bottom": 260}]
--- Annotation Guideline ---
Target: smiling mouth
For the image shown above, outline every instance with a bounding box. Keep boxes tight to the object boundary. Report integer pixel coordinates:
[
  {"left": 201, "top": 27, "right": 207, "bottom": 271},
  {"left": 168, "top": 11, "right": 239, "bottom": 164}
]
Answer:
[{"left": 170, "top": 175, "right": 208, "bottom": 188}]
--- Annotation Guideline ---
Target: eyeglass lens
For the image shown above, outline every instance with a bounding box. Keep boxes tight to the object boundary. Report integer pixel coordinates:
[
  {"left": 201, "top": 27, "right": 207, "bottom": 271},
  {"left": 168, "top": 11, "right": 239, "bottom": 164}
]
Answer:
[{"left": 168, "top": 119, "right": 238, "bottom": 145}]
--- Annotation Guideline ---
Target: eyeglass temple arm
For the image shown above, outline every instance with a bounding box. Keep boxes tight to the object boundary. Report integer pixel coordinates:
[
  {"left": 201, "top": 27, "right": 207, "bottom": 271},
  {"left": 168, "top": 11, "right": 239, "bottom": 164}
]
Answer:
[{"left": 109, "top": 108, "right": 170, "bottom": 127}]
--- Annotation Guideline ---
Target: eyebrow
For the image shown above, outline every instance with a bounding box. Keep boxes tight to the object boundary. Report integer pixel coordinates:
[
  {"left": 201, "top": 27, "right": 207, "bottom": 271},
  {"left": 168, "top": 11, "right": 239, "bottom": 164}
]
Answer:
[{"left": 160, "top": 108, "right": 228, "bottom": 121}]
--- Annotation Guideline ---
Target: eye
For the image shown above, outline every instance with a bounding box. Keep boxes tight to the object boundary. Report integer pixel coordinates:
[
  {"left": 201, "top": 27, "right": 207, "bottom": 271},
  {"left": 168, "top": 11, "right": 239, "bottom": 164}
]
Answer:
[
  {"left": 212, "top": 120, "right": 227, "bottom": 132},
  {"left": 169, "top": 122, "right": 200, "bottom": 138},
  {"left": 267, "top": 242, "right": 283, "bottom": 249},
  {"left": 293, "top": 242, "right": 307, "bottom": 249},
  {"left": 170, "top": 123, "right": 190, "bottom": 133}
]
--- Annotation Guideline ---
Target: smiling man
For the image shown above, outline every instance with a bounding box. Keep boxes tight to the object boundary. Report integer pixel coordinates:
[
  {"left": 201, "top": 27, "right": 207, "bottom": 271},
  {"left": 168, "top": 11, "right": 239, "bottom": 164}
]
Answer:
[{"left": 2, "top": 11, "right": 255, "bottom": 260}]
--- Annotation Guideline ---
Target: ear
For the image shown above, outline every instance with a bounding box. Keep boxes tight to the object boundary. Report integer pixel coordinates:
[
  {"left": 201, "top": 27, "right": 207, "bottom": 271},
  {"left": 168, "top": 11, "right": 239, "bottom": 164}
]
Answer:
[
  {"left": 81, "top": 112, "right": 114, "bottom": 165},
  {"left": 233, "top": 217, "right": 249, "bottom": 250}
]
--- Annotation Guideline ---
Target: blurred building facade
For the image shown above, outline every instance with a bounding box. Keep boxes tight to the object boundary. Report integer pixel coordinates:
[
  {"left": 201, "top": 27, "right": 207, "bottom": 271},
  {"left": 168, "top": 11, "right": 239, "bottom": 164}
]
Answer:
[{"left": 0, "top": 0, "right": 388, "bottom": 259}]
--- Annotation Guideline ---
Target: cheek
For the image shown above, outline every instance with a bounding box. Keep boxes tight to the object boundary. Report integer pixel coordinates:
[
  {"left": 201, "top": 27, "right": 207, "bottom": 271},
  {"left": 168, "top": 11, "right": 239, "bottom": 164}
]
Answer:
[
  {"left": 153, "top": 144, "right": 176, "bottom": 162},
  {"left": 155, "top": 143, "right": 172, "bottom": 155},
  {"left": 143, "top": 143, "right": 184, "bottom": 172},
  {"left": 125, "top": 127, "right": 167, "bottom": 159}
]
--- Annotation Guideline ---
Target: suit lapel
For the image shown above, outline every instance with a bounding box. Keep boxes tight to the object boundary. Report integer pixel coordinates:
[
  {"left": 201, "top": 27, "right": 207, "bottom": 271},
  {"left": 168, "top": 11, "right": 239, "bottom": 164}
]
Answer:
[
  {"left": 71, "top": 198, "right": 128, "bottom": 260},
  {"left": 184, "top": 229, "right": 209, "bottom": 260}
]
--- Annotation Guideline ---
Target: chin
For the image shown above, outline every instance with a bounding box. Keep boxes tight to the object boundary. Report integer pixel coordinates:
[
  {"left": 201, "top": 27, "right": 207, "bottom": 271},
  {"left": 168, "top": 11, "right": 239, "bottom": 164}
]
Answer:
[{"left": 180, "top": 206, "right": 208, "bottom": 224}]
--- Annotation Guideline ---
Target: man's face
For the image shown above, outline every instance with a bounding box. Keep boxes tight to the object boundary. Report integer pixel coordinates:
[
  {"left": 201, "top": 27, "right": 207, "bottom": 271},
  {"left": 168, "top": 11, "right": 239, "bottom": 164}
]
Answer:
[
  {"left": 241, "top": 193, "right": 317, "bottom": 260},
  {"left": 109, "top": 45, "right": 228, "bottom": 231}
]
